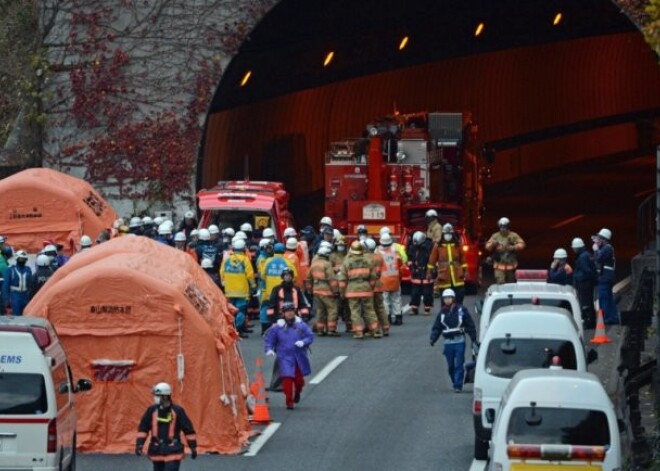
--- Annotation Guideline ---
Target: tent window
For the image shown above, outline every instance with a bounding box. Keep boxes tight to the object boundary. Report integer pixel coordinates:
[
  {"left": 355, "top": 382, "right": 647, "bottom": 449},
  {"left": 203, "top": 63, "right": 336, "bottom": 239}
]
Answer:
[{"left": 91, "top": 360, "right": 135, "bottom": 382}]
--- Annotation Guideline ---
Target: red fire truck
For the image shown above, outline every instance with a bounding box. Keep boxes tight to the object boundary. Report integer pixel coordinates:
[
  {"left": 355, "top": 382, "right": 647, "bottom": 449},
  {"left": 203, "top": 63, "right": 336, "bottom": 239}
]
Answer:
[
  {"left": 323, "top": 111, "right": 484, "bottom": 291},
  {"left": 197, "top": 180, "right": 295, "bottom": 240}
]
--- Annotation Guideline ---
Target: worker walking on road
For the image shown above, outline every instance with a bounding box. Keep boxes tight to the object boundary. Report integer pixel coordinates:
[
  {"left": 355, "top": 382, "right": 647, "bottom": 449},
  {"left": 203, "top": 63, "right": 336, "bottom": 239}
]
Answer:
[
  {"left": 485, "top": 217, "right": 525, "bottom": 284},
  {"left": 376, "top": 233, "right": 403, "bottom": 326},
  {"left": 260, "top": 243, "right": 295, "bottom": 333},
  {"left": 2, "top": 250, "right": 32, "bottom": 315},
  {"left": 136, "top": 382, "right": 197, "bottom": 471},
  {"left": 364, "top": 238, "right": 390, "bottom": 335},
  {"left": 429, "top": 289, "right": 478, "bottom": 393},
  {"left": 329, "top": 238, "right": 351, "bottom": 332},
  {"left": 305, "top": 246, "right": 339, "bottom": 336},
  {"left": 571, "top": 237, "right": 597, "bottom": 329},
  {"left": 428, "top": 223, "right": 468, "bottom": 303},
  {"left": 220, "top": 238, "right": 256, "bottom": 338},
  {"left": 265, "top": 302, "right": 314, "bottom": 409},
  {"left": 592, "top": 228, "right": 619, "bottom": 324},
  {"left": 407, "top": 231, "right": 434, "bottom": 316}
]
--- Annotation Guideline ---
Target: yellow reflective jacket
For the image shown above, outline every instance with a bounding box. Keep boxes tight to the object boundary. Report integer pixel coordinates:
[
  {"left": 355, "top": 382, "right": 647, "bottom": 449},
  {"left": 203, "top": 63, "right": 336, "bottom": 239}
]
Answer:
[{"left": 220, "top": 251, "right": 255, "bottom": 298}]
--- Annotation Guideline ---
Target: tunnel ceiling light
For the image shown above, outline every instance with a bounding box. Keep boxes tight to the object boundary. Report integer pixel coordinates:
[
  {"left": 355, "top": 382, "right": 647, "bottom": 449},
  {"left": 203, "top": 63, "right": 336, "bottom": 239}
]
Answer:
[
  {"left": 323, "top": 51, "right": 335, "bottom": 67},
  {"left": 553, "top": 12, "right": 563, "bottom": 26},
  {"left": 240, "top": 70, "right": 252, "bottom": 87},
  {"left": 399, "top": 35, "right": 409, "bottom": 51},
  {"left": 474, "top": 22, "right": 484, "bottom": 37}
]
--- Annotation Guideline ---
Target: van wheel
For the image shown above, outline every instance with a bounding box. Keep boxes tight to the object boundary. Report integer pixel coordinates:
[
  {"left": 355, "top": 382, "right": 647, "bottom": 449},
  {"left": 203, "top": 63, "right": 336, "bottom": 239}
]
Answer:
[{"left": 474, "top": 436, "right": 489, "bottom": 460}]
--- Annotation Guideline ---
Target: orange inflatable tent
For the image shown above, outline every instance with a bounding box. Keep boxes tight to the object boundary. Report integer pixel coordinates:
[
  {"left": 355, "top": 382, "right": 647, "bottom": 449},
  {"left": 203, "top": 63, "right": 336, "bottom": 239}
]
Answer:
[
  {"left": 26, "top": 237, "right": 252, "bottom": 454},
  {"left": 0, "top": 168, "right": 117, "bottom": 255}
]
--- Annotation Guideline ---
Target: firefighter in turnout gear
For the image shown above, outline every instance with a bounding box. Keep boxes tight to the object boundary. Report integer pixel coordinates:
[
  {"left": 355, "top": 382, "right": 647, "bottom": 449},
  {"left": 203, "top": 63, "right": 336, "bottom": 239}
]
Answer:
[
  {"left": 425, "top": 209, "right": 443, "bottom": 244},
  {"left": 429, "top": 289, "right": 478, "bottom": 393},
  {"left": 337, "top": 241, "right": 379, "bottom": 339},
  {"left": 485, "top": 217, "right": 525, "bottom": 284},
  {"left": 329, "top": 237, "right": 351, "bottom": 332},
  {"left": 364, "top": 238, "right": 390, "bottom": 335},
  {"left": 428, "top": 223, "right": 468, "bottom": 303},
  {"left": 136, "top": 382, "right": 197, "bottom": 471},
  {"left": 407, "top": 231, "right": 434, "bottom": 315},
  {"left": 305, "top": 245, "right": 339, "bottom": 335}
]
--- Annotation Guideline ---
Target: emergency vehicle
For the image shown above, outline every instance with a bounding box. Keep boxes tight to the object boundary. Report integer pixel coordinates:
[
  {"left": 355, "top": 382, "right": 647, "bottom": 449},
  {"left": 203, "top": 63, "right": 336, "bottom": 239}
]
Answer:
[
  {"left": 197, "top": 180, "right": 295, "bottom": 240},
  {"left": 323, "top": 111, "right": 484, "bottom": 290},
  {"left": 0, "top": 316, "right": 92, "bottom": 471}
]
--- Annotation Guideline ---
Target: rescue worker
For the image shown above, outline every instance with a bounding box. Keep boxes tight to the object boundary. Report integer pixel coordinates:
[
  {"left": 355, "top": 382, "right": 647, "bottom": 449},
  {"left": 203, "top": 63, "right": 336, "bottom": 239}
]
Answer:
[
  {"left": 136, "top": 382, "right": 197, "bottom": 470},
  {"left": 156, "top": 223, "right": 174, "bottom": 246},
  {"left": 356, "top": 225, "right": 369, "bottom": 242},
  {"left": 312, "top": 217, "right": 333, "bottom": 254},
  {"left": 260, "top": 242, "right": 295, "bottom": 334},
  {"left": 425, "top": 209, "right": 443, "bottom": 244},
  {"left": 2, "top": 250, "right": 32, "bottom": 315},
  {"left": 267, "top": 268, "right": 310, "bottom": 322},
  {"left": 264, "top": 302, "right": 314, "bottom": 410},
  {"left": 43, "top": 244, "right": 60, "bottom": 272},
  {"left": 485, "top": 217, "right": 526, "bottom": 284},
  {"left": 592, "top": 228, "right": 619, "bottom": 324},
  {"left": 284, "top": 237, "right": 302, "bottom": 287},
  {"left": 429, "top": 288, "right": 478, "bottom": 393},
  {"left": 178, "top": 210, "right": 197, "bottom": 240},
  {"left": 428, "top": 223, "right": 468, "bottom": 303},
  {"left": 55, "top": 244, "right": 70, "bottom": 267},
  {"left": 548, "top": 248, "right": 573, "bottom": 286},
  {"left": 208, "top": 225, "right": 221, "bottom": 250},
  {"left": 30, "top": 254, "right": 54, "bottom": 298},
  {"left": 187, "top": 229, "right": 199, "bottom": 251},
  {"left": 571, "top": 237, "right": 597, "bottom": 329},
  {"left": 79, "top": 235, "right": 93, "bottom": 252},
  {"left": 201, "top": 258, "right": 221, "bottom": 288},
  {"left": 142, "top": 216, "right": 156, "bottom": 239},
  {"left": 364, "top": 238, "right": 389, "bottom": 336},
  {"left": 376, "top": 233, "right": 403, "bottom": 327},
  {"left": 284, "top": 227, "right": 310, "bottom": 290},
  {"left": 220, "top": 227, "right": 235, "bottom": 252},
  {"left": 118, "top": 225, "right": 130, "bottom": 236},
  {"left": 261, "top": 227, "right": 277, "bottom": 244},
  {"left": 407, "top": 231, "right": 434, "bottom": 316},
  {"left": 0, "top": 236, "right": 12, "bottom": 310},
  {"left": 328, "top": 238, "right": 350, "bottom": 332},
  {"left": 220, "top": 238, "right": 256, "bottom": 338},
  {"left": 300, "top": 226, "right": 316, "bottom": 261},
  {"left": 337, "top": 241, "right": 379, "bottom": 339},
  {"left": 195, "top": 228, "right": 219, "bottom": 268},
  {"left": 305, "top": 246, "right": 339, "bottom": 335},
  {"left": 174, "top": 232, "right": 197, "bottom": 262},
  {"left": 129, "top": 216, "right": 144, "bottom": 236},
  {"left": 379, "top": 227, "right": 408, "bottom": 263},
  {"left": 240, "top": 222, "right": 255, "bottom": 245}
]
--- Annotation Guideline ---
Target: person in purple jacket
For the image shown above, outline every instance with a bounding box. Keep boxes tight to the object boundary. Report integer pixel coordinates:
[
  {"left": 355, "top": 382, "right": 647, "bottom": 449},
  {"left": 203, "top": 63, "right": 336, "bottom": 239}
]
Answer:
[{"left": 264, "top": 302, "right": 314, "bottom": 409}]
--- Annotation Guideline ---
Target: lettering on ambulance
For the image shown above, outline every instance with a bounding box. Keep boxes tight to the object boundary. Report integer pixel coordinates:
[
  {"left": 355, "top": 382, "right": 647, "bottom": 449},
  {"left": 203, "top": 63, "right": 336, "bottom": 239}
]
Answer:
[
  {"left": 90, "top": 305, "right": 133, "bottom": 314},
  {"left": 0, "top": 354, "right": 22, "bottom": 364}
]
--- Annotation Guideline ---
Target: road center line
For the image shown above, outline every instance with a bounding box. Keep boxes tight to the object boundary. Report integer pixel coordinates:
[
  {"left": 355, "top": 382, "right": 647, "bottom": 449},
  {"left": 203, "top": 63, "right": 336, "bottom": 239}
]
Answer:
[
  {"left": 468, "top": 459, "right": 487, "bottom": 471},
  {"left": 244, "top": 422, "right": 281, "bottom": 456},
  {"left": 550, "top": 214, "right": 584, "bottom": 229},
  {"left": 309, "top": 355, "right": 348, "bottom": 384}
]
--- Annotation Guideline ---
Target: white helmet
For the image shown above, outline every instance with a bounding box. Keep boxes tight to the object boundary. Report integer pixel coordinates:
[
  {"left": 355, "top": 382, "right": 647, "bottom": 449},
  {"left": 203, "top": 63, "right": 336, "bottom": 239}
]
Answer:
[
  {"left": 319, "top": 241, "right": 333, "bottom": 250},
  {"left": 152, "top": 382, "right": 172, "bottom": 396},
  {"left": 442, "top": 288, "right": 456, "bottom": 298},
  {"left": 112, "top": 218, "right": 124, "bottom": 229},
  {"left": 553, "top": 248, "right": 568, "bottom": 259},
  {"left": 262, "top": 228, "right": 275, "bottom": 238},
  {"left": 184, "top": 210, "right": 195, "bottom": 219},
  {"left": 80, "top": 235, "right": 93, "bottom": 248},
  {"left": 15, "top": 250, "right": 28, "bottom": 260},
  {"left": 222, "top": 227, "right": 235, "bottom": 237},
  {"left": 380, "top": 233, "right": 393, "bottom": 246},
  {"left": 333, "top": 229, "right": 342, "bottom": 241},
  {"left": 240, "top": 222, "right": 253, "bottom": 232},
  {"left": 44, "top": 244, "right": 57, "bottom": 255},
  {"left": 36, "top": 254, "right": 50, "bottom": 267},
  {"left": 162, "top": 220, "right": 174, "bottom": 230},
  {"left": 259, "top": 238, "right": 272, "bottom": 249},
  {"left": 412, "top": 231, "right": 426, "bottom": 245},
  {"left": 153, "top": 216, "right": 164, "bottom": 226},
  {"left": 320, "top": 216, "right": 333, "bottom": 226},
  {"left": 158, "top": 223, "right": 172, "bottom": 236},
  {"left": 174, "top": 232, "right": 187, "bottom": 242},
  {"left": 425, "top": 209, "right": 438, "bottom": 218},
  {"left": 208, "top": 224, "right": 220, "bottom": 235},
  {"left": 317, "top": 246, "right": 332, "bottom": 256},
  {"left": 129, "top": 216, "right": 142, "bottom": 228},
  {"left": 232, "top": 239, "right": 246, "bottom": 251},
  {"left": 442, "top": 223, "right": 453, "bottom": 233},
  {"left": 234, "top": 231, "right": 248, "bottom": 241},
  {"left": 200, "top": 258, "right": 213, "bottom": 269},
  {"left": 286, "top": 237, "right": 298, "bottom": 250},
  {"left": 142, "top": 216, "right": 153, "bottom": 225},
  {"left": 190, "top": 229, "right": 199, "bottom": 237},
  {"left": 571, "top": 237, "right": 585, "bottom": 249},
  {"left": 498, "top": 217, "right": 510, "bottom": 227},
  {"left": 379, "top": 227, "right": 391, "bottom": 237},
  {"left": 596, "top": 228, "right": 612, "bottom": 241},
  {"left": 283, "top": 227, "right": 297, "bottom": 238},
  {"left": 364, "top": 238, "right": 377, "bottom": 251},
  {"left": 198, "top": 228, "right": 211, "bottom": 241}
]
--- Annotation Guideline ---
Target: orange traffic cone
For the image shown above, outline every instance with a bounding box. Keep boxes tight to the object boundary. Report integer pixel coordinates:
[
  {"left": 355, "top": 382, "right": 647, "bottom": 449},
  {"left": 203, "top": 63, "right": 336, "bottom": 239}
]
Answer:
[
  {"left": 249, "top": 357, "right": 272, "bottom": 425},
  {"left": 590, "top": 309, "right": 612, "bottom": 344}
]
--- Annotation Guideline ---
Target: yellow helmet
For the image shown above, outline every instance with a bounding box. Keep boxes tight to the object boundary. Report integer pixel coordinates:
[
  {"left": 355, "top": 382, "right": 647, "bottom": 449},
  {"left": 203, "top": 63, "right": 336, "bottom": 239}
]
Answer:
[{"left": 349, "top": 240, "right": 363, "bottom": 255}]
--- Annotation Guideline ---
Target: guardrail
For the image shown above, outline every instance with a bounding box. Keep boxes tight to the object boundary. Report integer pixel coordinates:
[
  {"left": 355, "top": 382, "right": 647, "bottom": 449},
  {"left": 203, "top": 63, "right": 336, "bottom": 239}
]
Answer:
[{"left": 636, "top": 193, "right": 655, "bottom": 254}]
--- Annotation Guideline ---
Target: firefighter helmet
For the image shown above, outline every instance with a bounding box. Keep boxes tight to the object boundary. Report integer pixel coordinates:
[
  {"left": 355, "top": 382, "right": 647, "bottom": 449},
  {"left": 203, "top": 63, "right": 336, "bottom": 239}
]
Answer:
[
  {"left": 36, "top": 254, "right": 50, "bottom": 267},
  {"left": 15, "top": 250, "right": 28, "bottom": 260},
  {"left": 240, "top": 222, "right": 253, "bottom": 232},
  {"left": 425, "top": 209, "right": 438, "bottom": 218},
  {"left": 280, "top": 267, "right": 294, "bottom": 279},
  {"left": 379, "top": 227, "right": 391, "bottom": 237},
  {"left": 364, "top": 238, "right": 377, "bottom": 252},
  {"left": 281, "top": 301, "right": 296, "bottom": 313},
  {"left": 379, "top": 233, "right": 393, "bottom": 246},
  {"left": 80, "top": 235, "right": 93, "bottom": 248},
  {"left": 222, "top": 227, "right": 235, "bottom": 237},
  {"left": 596, "top": 228, "right": 612, "bottom": 241},
  {"left": 442, "top": 288, "right": 456, "bottom": 298},
  {"left": 190, "top": 229, "right": 199, "bottom": 237},
  {"left": 153, "top": 216, "right": 164, "bottom": 226},
  {"left": 200, "top": 258, "right": 213, "bottom": 269},
  {"left": 174, "top": 232, "right": 187, "bottom": 242},
  {"left": 259, "top": 238, "right": 272, "bottom": 249},
  {"left": 320, "top": 216, "right": 333, "bottom": 226},
  {"left": 234, "top": 231, "right": 248, "bottom": 240},
  {"left": 318, "top": 246, "right": 332, "bottom": 256},
  {"left": 129, "top": 216, "right": 142, "bottom": 228},
  {"left": 283, "top": 227, "right": 297, "bottom": 238},
  {"left": 232, "top": 239, "right": 246, "bottom": 251},
  {"left": 198, "top": 228, "right": 211, "bottom": 241},
  {"left": 571, "top": 237, "right": 585, "bottom": 249},
  {"left": 142, "top": 216, "right": 153, "bottom": 226},
  {"left": 412, "top": 231, "right": 426, "bottom": 245},
  {"left": 286, "top": 237, "right": 298, "bottom": 250},
  {"left": 44, "top": 244, "right": 57, "bottom": 255},
  {"left": 349, "top": 241, "right": 363, "bottom": 255},
  {"left": 553, "top": 248, "right": 567, "bottom": 259},
  {"left": 158, "top": 223, "right": 172, "bottom": 236},
  {"left": 442, "top": 223, "right": 453, "bottom": 233},
  {"left": 152, "top": 382, "right": 172, "bottom": 396},
  {"left": 262, "top": 228, "right": 275, "bottom": 238},
  {"left": 208, "top": 224, "right": 220, "bottom": 235},
  {"left": 498, "top": 217, "right": 510, "bottom": 228}
]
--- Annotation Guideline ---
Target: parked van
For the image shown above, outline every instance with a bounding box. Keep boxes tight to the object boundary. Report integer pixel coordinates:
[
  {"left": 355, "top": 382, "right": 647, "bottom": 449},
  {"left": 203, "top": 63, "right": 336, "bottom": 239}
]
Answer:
[
  {"left": 472, "top": 307, "right": 597, "bottom": 460},
  {"left": 0, "top": 316, "right": 91, "bottom": 471},
  {"left": 489, "top": 369, "right": 622, "bottom": 470},
  {"left": 475, "top": 271, "right": 583, "bottom": 342}
]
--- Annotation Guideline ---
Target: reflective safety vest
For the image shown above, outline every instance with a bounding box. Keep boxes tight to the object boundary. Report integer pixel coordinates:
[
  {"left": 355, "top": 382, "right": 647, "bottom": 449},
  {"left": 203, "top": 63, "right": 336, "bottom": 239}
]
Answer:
[
  {"left": 220, "top": 252, "right": 255, "bottom": 298},
  {"left": 136, "top": 404, "right": 197, "bottom": 462},
  {"left": 428, "top": 242, "right": 467, "bottom": 288},
  {"left": 366, "top": 252, "right": 384, "bottom": 293},
  {"left": 375, "top": 245, "right": 402, "bottom": 292},
  {"left": 337, "top": 254, "right": 377, "bottom": 298},
  {"left": 305, "top": 256, "right": 338, "bottom": 297},
  {"left": 260, "top": 255, "right": 295, "bottom": 302},
  {"left": 283, "top": 251, "right": 302, "bottom": 287}
]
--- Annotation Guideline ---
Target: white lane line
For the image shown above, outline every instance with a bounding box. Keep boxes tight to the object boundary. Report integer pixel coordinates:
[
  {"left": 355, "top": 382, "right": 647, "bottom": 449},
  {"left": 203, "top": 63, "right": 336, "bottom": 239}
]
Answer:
[
  {"left": 550, "top": 214, "right": 584, "bottom": 229},
  {"left": 244, "top": 422, "right": 281, "bottom": 456},
  {"left": 469, "top": 459, "right": 488, "bottom": 471},
  {"left": 309, "top": 355, "right": 348, "bottom": 384}
]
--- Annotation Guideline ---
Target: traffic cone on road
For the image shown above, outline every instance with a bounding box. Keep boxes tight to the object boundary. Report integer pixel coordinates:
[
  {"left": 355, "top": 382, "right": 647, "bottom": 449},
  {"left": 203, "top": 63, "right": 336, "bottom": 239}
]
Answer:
[
  {"left": 249, "top": 357, "right": 272, "bottom": 425},
  {"left": 590, "top": 309, "right": 612, "bottom": 344}
]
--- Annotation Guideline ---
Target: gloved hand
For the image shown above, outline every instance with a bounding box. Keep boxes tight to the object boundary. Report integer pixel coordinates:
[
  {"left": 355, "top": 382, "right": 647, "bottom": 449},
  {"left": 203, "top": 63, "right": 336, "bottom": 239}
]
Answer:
[
  {"left": 276, "top": 319, "right": 286, "bottom": 327},
  {"left": 592, "top": 243, "right": 599, "bottom": 252},
  {"left": 266, "top": 349, "right": 276, "bottom": 357},
  {"left": 295, "top": 340, "right": 305, "bottom": 348},
  {"left": 135, "top": 445, "right": 143, "bottom": 456},
  {"left": 255, "top": 289, "right": 262, "bottom": 298},
  {"left": 191, "top": 447, "right": 197, "bottom": 459}
]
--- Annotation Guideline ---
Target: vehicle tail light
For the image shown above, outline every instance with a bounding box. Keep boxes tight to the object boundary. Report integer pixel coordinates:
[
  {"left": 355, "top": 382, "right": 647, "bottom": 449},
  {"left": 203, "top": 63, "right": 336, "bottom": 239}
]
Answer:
[
  {"left": 473, "top": 387, "right": 482, "bottom": 414},
  {"left": 462, "top": 244, "right": 469, "bottom": 252},
  {"left": 47, "top": 418, "right": 57, "bottom": 453},
  {"left": 506, "top": 444, "right": 605, "bottom": 461}
]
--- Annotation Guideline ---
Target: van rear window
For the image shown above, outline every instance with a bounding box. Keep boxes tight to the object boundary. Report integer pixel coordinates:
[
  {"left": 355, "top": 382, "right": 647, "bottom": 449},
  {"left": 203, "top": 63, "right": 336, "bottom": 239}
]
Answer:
[
  {"left": 507, "top": 407, "right": 610, "bottom": 446},
  {"left": 0, "top": 373, "right": 48, "bottom": 415},
  {"left": 485, "top": 339, "right": 577, "bottom": 378},
  {"left": 491, "top": 298, "right": 573, "bottom": 316}
]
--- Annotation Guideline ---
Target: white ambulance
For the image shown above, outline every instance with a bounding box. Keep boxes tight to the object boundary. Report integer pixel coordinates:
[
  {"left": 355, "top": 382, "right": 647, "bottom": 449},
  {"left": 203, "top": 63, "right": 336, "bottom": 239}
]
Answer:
[{"left": 0, "top": 316, "right": 92, "bottom": 471}]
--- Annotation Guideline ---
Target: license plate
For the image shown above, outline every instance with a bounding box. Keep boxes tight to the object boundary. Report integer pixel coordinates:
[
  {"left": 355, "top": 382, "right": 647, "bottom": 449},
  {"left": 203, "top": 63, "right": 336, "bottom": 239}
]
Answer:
[{"left": 512, "top": 464, "right": 602, "bottom": 471}]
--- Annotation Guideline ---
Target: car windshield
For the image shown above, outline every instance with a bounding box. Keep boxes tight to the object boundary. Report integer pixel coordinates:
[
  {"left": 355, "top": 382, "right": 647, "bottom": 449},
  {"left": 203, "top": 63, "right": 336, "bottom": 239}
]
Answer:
[
  {"left": 507, "top": 407, "right": 610, "bottom": 446},
  {"left": 0, "top": 373, "right": 48, "bottom": 414},
  {"left": 491, "top": 298, "right": 574, "bottom": 317},
  {"left": 207, "top": 210, "right": 274, "bottom": 234},
  {"left": 485, "top": 338, "right": 577, "bottom": 378}
]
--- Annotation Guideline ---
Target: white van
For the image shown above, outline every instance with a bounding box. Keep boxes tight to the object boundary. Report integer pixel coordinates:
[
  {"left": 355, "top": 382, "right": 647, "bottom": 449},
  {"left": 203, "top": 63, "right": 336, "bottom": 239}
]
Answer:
[
  {"left": 472, "top": 307, "right": 597, "bottom": 460},
  {"left": 0, "top": 316, "right": 92, "bottom": 471},
  {"left": 475, "top": 273, "right": 584, "bottom": 342},
  {"left": 489, "top": 369, "right": 622, "bottom": 470}
]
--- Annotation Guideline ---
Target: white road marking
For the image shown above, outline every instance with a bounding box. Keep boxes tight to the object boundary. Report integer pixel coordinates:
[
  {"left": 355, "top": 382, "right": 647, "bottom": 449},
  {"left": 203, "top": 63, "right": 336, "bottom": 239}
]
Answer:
[
  {"left": 309, "top": 355, "right": 348, "bottom": 384},
  {"left": 469, "top": 459, "right": 488, "bottom": 471},
  {"left": 550, "top": 214, "right": 584, "bottom": 229},
  {"left": 244, "top": 422, "right": 281, "bottom": 456}
]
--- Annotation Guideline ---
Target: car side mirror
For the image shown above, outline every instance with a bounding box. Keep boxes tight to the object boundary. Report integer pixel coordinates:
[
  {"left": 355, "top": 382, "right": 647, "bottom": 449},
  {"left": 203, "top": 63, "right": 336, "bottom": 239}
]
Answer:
[
  {"left": 587, "top": 349, "right": 598, "bottom": 364},
  {"left": 75, "top": 378, "right": 93, "bottom": 393},
  {"left": 485, "top": 409, "right": 495, "bottom": 424}
]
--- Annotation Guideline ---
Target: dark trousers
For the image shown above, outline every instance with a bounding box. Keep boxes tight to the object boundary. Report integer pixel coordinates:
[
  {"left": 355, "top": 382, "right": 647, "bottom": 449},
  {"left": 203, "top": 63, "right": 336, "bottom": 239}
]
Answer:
[
  {"left": 598, "top": 281, "right": 619, "bottom": 324},
  {"left": 410, "top": 283, "right": 433, "bottom": 311},
  {"left": 153, "top": 460, "right": 181, "bottom": 471},
  {"left": 443, "top": 341, "right": 466, "bottom": 390},
  {"left": 575, "top": 281, "right": 595, "bottom": 328}
]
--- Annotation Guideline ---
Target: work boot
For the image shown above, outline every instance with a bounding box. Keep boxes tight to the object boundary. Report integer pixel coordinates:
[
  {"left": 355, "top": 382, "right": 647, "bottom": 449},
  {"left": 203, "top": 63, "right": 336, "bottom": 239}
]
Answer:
[
  {"left": 373, "top": 329, "right": 383, "bottom": 339},
  {"left": 327, "top": 330, "right": 340, "bottom": 337},
  {"left": 383, "top": 328, "right": 389, "bottom": 337},
  {"left": 318, "top": 330, "right": 327, "bottom": 337},
  {"left": 389, "top": 315, "right": 397, "bottom": 325},
  {"left": 410, "top": 308, "right": 419, "bottom": 316},
  {"left": 364, "top": 331, "right": 374, "bottom": 338},
  {"left": 423, "top": 308, "right": 431, "bottom": 316},
  {"left": 352, "top": 332, "right": 364, "bottom": 339},
  {"left": 395, "top": 315, "right": 403, "bottom": 325}
]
